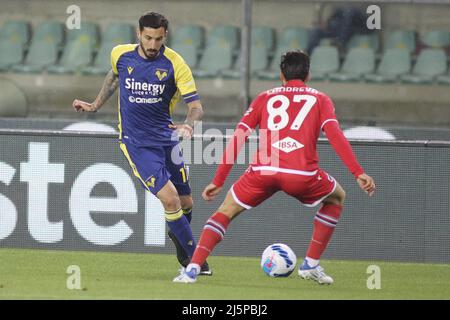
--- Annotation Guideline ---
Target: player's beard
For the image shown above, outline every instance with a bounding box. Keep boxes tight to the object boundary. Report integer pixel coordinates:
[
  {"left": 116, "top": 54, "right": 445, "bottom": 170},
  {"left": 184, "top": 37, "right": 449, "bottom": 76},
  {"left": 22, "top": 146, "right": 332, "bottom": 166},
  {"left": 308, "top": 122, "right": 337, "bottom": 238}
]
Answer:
[{"left": 140, "top": 42, "right": 159, "bottom": 59}]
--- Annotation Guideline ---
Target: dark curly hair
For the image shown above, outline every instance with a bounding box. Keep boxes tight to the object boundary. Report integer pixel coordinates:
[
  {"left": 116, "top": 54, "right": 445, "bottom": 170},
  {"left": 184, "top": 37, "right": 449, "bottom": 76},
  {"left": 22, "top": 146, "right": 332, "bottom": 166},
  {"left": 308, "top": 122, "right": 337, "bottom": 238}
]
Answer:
[
  {"left": 280, "top": 50, "right": 310, "bottom": 81},
  {"left": 139, "top": 12, "right": 169, "bottom": 31}
]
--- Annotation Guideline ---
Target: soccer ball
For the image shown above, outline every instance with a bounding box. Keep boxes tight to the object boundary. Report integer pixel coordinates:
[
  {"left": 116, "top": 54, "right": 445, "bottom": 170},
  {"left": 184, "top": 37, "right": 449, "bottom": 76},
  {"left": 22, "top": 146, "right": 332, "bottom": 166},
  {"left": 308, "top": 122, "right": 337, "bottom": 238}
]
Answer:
[{"left": 261, "top": 243, "right": 297, "bottom": 277}]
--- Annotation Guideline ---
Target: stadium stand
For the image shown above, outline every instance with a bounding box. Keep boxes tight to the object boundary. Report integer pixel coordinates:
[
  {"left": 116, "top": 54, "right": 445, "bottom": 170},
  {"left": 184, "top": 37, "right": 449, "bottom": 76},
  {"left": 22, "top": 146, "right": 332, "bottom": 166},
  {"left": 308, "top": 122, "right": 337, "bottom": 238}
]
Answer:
[
  {"left": 222, "top": 44, "right": 268, "bottom": 79},
  {"left": 257, "top": 26, "right": 309, "bottom": 80},
  {"left": 206, "top": 25, "right": 240, "bottom": 56},
  {"left": 0, "top": 20, "right": 30, "bottom": 47},
  {"left": 31, "top": 20, "right": 65, "bottom": 47},
  {"left": 329, "top": 47, "right": 375, "bottom": 82},
  {"left": 401, "top": 48, "right": 447, "bottom": 84},
  {"left": 437, "top": 71, "right": 450, "bottom": 85},
  {"left": 279, "top": 26, "right": 309, "bottom": 51},
  {"left": 11, "top": 40, "right": 58, "bottom": 73},
  {"left": 47, "top": 36, "right": 94, "bottom": 74},
  {"left": 171, "top": 24, "right": 205, "bottom": 55},
  {"left": 420, "top": 29, "right": 450, "bottom": 49},
  {"left": 364, "top": 48, "right": 411, "bottom": 83},
  {"left": 251, "top": 25, "right": 276, "bottom": 55},
  {"left": 11, "top": 20, "right": 62, "bottom": 73},
  {"left": 82, "top": 22, "right": 134, "bottom": 75},
  {"left": 385, "top": 30, "right": 417, "bottom": 54},
  {"left": 310, "top": 45, "right": 340, "bottom": 81},
  {"left": 0, "top": 0, "right": 449, "bottom": 128},
  {"left": 0, "top": 40, "right": 23, "bottom": 71},
  {"left": 170, "top": 43, "right": 198, "bottom": 68},
  {"left": 102, "top": 22, "right": 134, "bottom": 45},
  {"left": 347, "top": 32, "right": 380, "bottom": 52},
  {"left": 81, "top": 41, "right": 113, "bottom": 75},
  {"left": 65, "top": 21, "right": 100, "bottom": 47},
  {"left": 192, "top": 42, "right": 233, "bottom": 78}
]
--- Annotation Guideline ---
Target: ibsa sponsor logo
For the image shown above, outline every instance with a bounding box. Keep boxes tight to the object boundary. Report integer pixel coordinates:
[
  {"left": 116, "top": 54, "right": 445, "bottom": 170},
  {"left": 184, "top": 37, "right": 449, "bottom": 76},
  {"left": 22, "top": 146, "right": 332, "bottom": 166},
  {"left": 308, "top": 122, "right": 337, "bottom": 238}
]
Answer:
[
  {"left": 0, "top": 142, "right": 165, "bottom": 246},
  {"left": 272, "top": 137, "right": 304, "bottom": 153},
  {"left": 128, "top": 96, "right": 163, "bottom": 104}
]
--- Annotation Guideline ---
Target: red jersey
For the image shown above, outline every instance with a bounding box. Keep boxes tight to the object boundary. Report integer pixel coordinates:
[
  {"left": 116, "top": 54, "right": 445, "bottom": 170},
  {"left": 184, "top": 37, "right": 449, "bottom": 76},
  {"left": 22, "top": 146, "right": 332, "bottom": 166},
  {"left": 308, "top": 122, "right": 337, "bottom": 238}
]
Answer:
[{"left": 212, "top": 79, "right": 364, "bottom": 187}]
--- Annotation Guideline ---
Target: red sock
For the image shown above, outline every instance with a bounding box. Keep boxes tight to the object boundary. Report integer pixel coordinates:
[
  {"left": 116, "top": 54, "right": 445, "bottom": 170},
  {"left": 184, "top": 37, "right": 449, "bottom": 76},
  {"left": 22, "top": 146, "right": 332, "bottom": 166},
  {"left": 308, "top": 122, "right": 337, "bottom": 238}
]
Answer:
[
  {"left": 306, "top": 204, "right": 343, "bottom": 260},
  {"left": 191, "top": 212, "right": 231, "bottom": 266}
]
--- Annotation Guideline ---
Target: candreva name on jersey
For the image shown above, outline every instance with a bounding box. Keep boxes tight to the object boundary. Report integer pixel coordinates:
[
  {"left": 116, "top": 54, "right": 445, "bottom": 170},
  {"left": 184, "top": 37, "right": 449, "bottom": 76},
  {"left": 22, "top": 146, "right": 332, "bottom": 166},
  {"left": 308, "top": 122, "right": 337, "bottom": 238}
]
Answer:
[{"left": 267, "top": 86, "right": 318, "bottom": 94}]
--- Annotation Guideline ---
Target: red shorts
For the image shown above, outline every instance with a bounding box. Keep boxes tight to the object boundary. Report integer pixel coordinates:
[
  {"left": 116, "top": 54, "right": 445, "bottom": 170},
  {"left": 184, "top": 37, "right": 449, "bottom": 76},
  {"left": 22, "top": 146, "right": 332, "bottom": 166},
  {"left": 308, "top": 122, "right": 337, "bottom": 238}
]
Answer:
[{"left": 231, "top": 166, "right": 336, "bottom": 209}]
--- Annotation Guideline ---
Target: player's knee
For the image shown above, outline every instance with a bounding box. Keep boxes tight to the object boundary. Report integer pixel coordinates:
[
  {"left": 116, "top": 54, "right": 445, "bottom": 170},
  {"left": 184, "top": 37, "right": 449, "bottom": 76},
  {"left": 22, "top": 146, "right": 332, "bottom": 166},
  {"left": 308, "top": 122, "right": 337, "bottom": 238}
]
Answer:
[
  {"left": 180, "top": 196, "right": 193, "bottom": 211},
  {"left": 160, "top": 196, "right": 181, "bottom": 212},
  {"left": 217, "top": 192, "right": 246, "bottom": 220},
  {"left": 338, "top": 188, "right": 346, "bottom": 205},
  {"left": 324, "top": 184, "right": 346, "bottom": 206}
]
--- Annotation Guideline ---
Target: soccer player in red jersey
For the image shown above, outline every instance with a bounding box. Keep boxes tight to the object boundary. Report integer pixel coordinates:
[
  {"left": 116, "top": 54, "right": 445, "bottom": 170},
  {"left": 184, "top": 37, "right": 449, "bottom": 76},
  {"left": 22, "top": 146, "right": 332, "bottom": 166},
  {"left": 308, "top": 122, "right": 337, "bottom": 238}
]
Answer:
[{"left": 174, "top": 50, "right": 375, "bottom": 284}]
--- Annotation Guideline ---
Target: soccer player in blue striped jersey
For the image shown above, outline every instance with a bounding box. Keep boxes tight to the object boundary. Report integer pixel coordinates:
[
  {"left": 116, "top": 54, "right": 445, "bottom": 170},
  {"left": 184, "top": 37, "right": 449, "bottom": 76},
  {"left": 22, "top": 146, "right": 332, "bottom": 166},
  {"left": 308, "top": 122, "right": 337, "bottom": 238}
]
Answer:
[{"left": 73, "top": 12, "right": 211, "bottom": 275}]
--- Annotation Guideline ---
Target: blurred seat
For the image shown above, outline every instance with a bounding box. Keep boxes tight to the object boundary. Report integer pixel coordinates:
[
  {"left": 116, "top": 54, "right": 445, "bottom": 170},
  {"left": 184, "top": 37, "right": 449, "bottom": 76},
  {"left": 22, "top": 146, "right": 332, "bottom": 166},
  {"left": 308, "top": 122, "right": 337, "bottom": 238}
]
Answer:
[
  {"left": 81, "top": 42, "right": 113, "bottom": 75},
  {"left": 310, "top": 46, "right": 339, "bottom": 81},
  {"left": 66, "top": 21, "right": 100, "bottom": 48},
  {"left": 0, "top": 20, "right": 30, "bottom": 46},
  {"left": 329, "top": 47, "right": 375, "bottom": 82},
  {"left": 222, "top": 45, "right": 268, "bottom": 78},
  {"left": 420, "top": 30, "right": 450, "bottom": 49},
  {"left": 11, "top": 41, "right": 58, "bottom": 73},
  {"left": 347, "top": 32, "right": 380, "bottom": 52},
  {"left": 257, "top": 43, "right": 306, "bottom": 80},
  {"left": 11, "top": 21, "right": 62, "bottom": 73},
  {"left": 81, "top": 23, "right": 135, "bottom": 75},
  {"left": 0, "top": 40, "right": 24, "bottom": 71},
  {"left": 252, "top": 26, "right": 276, "bottom": 54},
  {"left": 436, "top": 72, "right": 450, "bottom": 85},
  {"left": 102, "top": 22, "right": 134, "bottom": 45},
  {"left": 279, "top": 26, "right": 309, "bottom": 51},
  {"left": 385, "top": 30, "right": 416, "bottom": 53},
  {"left": 172, "top": 24, "right": 205, "bottom": 53},
  {"left": 206, "top": 25, "right": 240, "bottom": 55},
  {"left": 364, "top": 48, "right": 411, "bottom": 83},
  {"left": 192, "top": 43, "right": 233, "bottom": 78},
  {"left": 32, "top": 20, "right": 64, "bottom": 48},
  {"left": 171, "top": 43, "right": 198, "bottom": 68},
  {"left": 401, "top": 48, "right": 447, "bottom": 84},
  {"left": 47, "top": 37, "right": 93, "bottom": 74}
]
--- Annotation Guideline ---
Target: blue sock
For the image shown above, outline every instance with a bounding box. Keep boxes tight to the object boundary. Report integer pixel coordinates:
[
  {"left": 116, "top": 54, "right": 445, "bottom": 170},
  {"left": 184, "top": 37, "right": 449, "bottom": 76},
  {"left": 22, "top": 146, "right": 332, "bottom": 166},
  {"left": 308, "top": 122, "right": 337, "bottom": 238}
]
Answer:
[
  {"left": 166, "top": 209, "right": 196, "bottom": 258},
  {"left": 183, "top": 208, "right": 192, "bottom": 223}
]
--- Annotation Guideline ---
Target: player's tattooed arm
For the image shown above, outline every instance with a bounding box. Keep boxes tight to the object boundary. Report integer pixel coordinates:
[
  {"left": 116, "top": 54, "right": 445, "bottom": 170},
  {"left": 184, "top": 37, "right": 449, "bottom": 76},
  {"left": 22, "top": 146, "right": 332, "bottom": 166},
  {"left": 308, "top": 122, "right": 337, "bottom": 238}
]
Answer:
[
  {"left": 184, "top": 100, "right": 204, "bottom": 128},
  {"left": 73, "top": 70, "right": 119, "bottom": 113},
  {"left": 92, "top": 70, "right": 119, "bottom": 110}
]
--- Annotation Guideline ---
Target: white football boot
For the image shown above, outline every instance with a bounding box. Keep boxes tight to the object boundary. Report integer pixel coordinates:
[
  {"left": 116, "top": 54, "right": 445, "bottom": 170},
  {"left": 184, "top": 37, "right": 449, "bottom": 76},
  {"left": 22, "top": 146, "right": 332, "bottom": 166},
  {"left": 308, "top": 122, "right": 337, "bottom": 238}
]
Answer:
[
  {"left": 298, "top": 260, "right": 334, "bottom": 285},
  {"left": 173, "top": 264, "right": 199, "bottom": 283}
]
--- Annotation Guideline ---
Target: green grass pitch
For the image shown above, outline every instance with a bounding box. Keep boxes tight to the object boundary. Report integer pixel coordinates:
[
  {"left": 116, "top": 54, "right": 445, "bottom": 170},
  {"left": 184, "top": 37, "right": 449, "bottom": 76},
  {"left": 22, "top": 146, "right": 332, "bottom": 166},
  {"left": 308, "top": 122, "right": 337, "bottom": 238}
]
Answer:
[{"left": 0, "top": 248, "right": 449, "bottom": 299}]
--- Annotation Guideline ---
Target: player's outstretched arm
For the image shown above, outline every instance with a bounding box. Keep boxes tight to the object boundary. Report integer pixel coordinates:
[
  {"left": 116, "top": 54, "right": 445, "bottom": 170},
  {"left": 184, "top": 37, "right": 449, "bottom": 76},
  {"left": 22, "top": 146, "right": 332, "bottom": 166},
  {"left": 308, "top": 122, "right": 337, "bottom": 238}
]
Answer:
[
  {"left": 72, "top": 69, "right": 119, "bottom": 112},
  {"left": 323, "top": 120, "right": 376, "bottom": 196},
  {"left": 357, "top": 173, "right": 376, "bottom": 197}
]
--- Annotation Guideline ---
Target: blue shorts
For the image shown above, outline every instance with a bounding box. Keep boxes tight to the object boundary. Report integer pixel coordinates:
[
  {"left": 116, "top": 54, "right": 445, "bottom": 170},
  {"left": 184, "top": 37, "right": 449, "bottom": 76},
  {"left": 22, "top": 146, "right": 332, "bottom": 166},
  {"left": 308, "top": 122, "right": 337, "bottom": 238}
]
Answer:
[{"left": 119, "top": 142, "right": 191, "bottom": 196}]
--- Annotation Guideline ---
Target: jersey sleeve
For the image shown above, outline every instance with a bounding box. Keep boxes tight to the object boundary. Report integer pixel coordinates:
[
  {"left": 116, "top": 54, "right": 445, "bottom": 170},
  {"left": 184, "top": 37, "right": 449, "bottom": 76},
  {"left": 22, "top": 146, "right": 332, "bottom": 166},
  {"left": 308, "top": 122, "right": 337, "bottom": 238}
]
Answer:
[
  {"left": 236, "top": 93, "right": 265, "bottom": 132},
  {"left": 174, "top": 59, "right": 199, "bottom": 103},
  {"left": 319, "top": 94, "right": 339, "bottom": 131},
  {"left": 111, "top": 44, "right": 136, "bottom": 75},
  {"left": 211, "top": 94, "right": 265, "bottom": 187},
  {"left": 111, "top": 46, "right": 119, "bottom": 75},
  {"left": 323, "top": 121, "right": 364, "bottom": 179}
]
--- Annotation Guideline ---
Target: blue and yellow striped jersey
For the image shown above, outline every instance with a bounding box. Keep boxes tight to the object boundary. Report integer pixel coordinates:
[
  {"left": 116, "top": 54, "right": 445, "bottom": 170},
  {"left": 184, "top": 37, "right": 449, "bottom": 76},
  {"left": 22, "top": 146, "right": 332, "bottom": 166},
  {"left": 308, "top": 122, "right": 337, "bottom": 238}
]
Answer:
[{"left": 111, "top": 44, "right": 199, "bottom": 146}]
